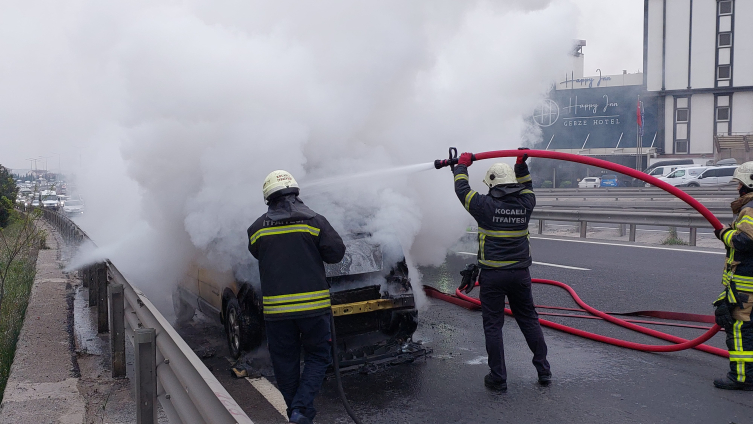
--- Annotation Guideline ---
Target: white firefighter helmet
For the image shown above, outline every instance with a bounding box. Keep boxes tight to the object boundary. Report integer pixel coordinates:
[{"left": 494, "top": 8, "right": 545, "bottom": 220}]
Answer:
[
  {"left": 733, "top": 161, "right": 753, "bottom": 189},
  {"left": 483, "top": 163, "right": 517, "bottom": 188},
  {"left": 262, "top": 170, "right": 299, "bottom": 203}
]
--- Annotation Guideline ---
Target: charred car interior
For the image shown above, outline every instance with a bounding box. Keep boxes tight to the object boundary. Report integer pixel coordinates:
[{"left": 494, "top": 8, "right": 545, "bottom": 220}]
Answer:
[{"left": 174, "top": 233, "right": 426, "bottom": 373}]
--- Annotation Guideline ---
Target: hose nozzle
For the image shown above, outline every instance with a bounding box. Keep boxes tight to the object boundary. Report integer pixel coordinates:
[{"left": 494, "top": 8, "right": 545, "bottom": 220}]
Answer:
[
  {"left": 434, "top": 147, "right": 475, "bottom": 170},
  {"left": 434, "top": 158, "right": 455, "bottom": 169}
]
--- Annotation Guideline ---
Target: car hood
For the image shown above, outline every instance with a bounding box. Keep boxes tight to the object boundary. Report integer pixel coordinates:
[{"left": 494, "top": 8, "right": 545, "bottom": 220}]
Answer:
[{"left": 324, "top": 237, "right": 383, "bottom": 278}]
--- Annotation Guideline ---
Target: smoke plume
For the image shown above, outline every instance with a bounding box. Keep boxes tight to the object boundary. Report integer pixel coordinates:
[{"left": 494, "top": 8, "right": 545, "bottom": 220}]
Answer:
[{"left": 1, "top": 0, "right": 577, "bottom": 310}]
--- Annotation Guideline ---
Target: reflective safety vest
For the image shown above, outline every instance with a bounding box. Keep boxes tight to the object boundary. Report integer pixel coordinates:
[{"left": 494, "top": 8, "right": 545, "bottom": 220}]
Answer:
[
  {"left": 248, "top": 206, "right": 346, "bottom": 320},
  {"left": 454, "top": 163, "right": 535, "bottom": 270}
]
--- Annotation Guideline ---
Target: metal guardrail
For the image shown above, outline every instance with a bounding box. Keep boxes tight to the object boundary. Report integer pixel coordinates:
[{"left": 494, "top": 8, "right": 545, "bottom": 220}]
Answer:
[
  {"left": 528, "top": 208, "right": 732, "bottom": 246},
  {"left": 40, "top": 208, "right": 253, "bottom": 424},
  {"left": 536, "top": 200, "right": 731, "bottom": 212},
  {"left": 534, "top": 186, "right": 737, "bottom": 198}
]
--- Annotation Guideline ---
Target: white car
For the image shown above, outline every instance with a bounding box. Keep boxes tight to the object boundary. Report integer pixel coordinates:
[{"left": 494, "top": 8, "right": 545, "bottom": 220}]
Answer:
[
  {"left": 650, "top": 166, "right": 708, "bottom": 187},
  {"left": 578, "top": 177, "right": 601, "bottom": 188},
  {"left": 63, "top": 199, "right": 85, "bottom": 216},
  {"left": 682, "top": 165, "right": 738, "bottom": 187}
]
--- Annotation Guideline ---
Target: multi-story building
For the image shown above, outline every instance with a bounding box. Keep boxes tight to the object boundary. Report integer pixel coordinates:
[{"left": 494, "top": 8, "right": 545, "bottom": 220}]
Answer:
[{"left": 646, "top": 0, "right": 753, "bottom": 162}]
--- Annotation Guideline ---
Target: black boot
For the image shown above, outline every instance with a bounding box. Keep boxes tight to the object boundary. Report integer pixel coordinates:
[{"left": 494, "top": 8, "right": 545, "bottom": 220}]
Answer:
[
  {"left": 484, "top": 373, "right": 507, "bottom": 391},
  {"left": 713, "top": 376, "right": 753, "bottom": 391},
  {"left": 538, "top": 372, "right": 552, "bottom": 386}
]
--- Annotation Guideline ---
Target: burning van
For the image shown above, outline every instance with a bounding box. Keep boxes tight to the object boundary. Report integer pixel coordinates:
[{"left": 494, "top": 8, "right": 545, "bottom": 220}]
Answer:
[{"left": 173, "top": 233, "right": 424, "bottom": 369}]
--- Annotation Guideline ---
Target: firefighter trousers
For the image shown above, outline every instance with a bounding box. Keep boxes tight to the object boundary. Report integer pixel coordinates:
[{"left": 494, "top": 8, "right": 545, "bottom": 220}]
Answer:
[
  {"left": 726, "top": 317, "right": 753, "bottom": 383},
  {"left": 265, "top": 313, "right": 331, "bottom": 421},
  {"left": 479, "top": 267, "right": 550, "bottom": 382}
]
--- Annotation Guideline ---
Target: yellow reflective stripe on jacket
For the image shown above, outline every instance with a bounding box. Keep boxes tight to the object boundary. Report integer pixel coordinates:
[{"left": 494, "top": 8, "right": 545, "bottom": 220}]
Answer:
[
  {"left": 722, "top": 271, "right": 753, "bottom": 292},
  {"left": 479, "top": 233, "right": 486, "bottom": 261},
  {"left": 249, "top": 224, "right": 321, "bottom": 245},
  {"left": 454, "top": 174, "right": 468, "bottom": 182},
  {"left": 730, "top": 351, "right": 753, "bottom": 362},
  {"left": 479, "top": 259, "right": 518, "bottom": 268},
  {"left": 478, "top": 228, "right": 529, "bottom": 238},
  {"left": 723, "top": 229, "right": 735, "bottom": 246},
  {"left": 263, "top": 299, "right": 332, "bottom": 315},
  {"left": 263, "top": 289, "right": 331, "bottom": 305},
  {"left": 737, "top": 216, "right": 753, "bottom": 226},
  {"left": 517, "top": 174, "right": 532, "bottom": 183},
  {"left": 464, "top": 191, "right": 477, "bottom": 211},
  {"left": 521, "top": 189, "right": 534, "bottom": 195}
]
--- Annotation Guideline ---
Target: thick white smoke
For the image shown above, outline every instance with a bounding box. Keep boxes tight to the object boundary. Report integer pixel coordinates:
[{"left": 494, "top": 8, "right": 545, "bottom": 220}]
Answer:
[{"left": 1, "top": 1, "right": 577, "bottom": 310}]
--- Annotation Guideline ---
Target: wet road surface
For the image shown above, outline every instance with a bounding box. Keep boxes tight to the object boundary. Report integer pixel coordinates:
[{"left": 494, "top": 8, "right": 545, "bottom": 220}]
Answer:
[{"left": 177, "top": 236, "right": 753, "bottom": 424}]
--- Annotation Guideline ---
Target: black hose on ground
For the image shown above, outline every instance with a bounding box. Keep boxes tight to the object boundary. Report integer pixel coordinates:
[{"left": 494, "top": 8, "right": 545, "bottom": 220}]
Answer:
[{"left": 330, "top": 314, "right": 364, "bottom": 424}]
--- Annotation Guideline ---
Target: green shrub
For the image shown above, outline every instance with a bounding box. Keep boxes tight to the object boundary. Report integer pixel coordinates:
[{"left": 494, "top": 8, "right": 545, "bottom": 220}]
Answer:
[
  {"left": 541, "top": 181, "right": 553, "bottom": 188},
  {"left": 559, "top": 180, "right": 573, "bottom": 188},
  {"left": 0, "top": 214, "right": 41, "bottom": 400}
]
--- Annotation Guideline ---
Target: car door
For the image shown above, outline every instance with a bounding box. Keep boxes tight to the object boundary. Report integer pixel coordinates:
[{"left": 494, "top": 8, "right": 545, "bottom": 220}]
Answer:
[
  {"left": 666, "top": 169, "right": 685, "bottom": 185},
  {"left": 198, "top": 267, "right": 233, "bottom": 312},
  {"left": 717, "top": 167, "right": 736, "bottom": 186},
  {"left": 698, "top": 168, "right": 719, "bottom": 187}
]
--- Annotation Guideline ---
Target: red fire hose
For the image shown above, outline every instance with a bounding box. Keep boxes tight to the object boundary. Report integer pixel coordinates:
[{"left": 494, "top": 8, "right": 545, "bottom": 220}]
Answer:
[{"left": 440, "top": 149, "right": 728, "bottom": 358}]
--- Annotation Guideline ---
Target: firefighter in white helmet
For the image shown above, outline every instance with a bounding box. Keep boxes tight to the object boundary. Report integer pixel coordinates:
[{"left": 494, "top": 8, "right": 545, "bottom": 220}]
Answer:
[
  {"left": 713, "top": 161, "right": 753, "bottom": 391},
  {"left": 248, "top": 170, "right": 346, "bottom": 423},
  {"left": 451, "top": 149, "right": 551, "bottom": 391}
]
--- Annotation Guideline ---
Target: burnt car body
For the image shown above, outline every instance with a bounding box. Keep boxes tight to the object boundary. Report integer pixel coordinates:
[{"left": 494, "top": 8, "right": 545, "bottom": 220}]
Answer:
[{"left": 174, "top": 234, "right": 420, "bottom": 367}]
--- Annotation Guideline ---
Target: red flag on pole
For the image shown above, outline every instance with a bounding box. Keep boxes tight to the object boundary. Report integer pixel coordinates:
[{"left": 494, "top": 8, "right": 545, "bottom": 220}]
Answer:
[{"left": 636, "top": 100, "right": 642, "bottom": 128}]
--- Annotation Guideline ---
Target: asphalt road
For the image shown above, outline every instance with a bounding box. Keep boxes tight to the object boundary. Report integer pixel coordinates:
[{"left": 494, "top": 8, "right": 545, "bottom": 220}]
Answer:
[{"left": 181, "top": 236, "right": 752, "bottom": 424}]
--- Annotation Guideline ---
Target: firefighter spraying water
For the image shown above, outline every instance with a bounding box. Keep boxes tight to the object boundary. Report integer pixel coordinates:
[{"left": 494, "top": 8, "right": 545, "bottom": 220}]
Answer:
[{"left": 450, "top": 148, "right": 551, "bottom": 391}]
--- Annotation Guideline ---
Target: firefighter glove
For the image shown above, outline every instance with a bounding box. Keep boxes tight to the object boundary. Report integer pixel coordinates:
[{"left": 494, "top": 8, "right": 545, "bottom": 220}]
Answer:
[
  {"left": 714, "top": 300, "right": 735, "bottom": 329},
  {"left": 459, "top": 263, "right": 479, "bottom": 294},
  {"left": 516, "top": 147, "right": 530, "bottom": 164},
  {"left": 714, "top": 226, "right": 731, "bottom": 241},
  {"left": 458, "top": 152, "right": 474, "bottom": 167}
]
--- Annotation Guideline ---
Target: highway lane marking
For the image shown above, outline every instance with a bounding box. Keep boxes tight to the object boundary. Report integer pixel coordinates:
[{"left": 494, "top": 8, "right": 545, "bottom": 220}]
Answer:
[
  {"left": 529, "top": 236, "right": 726, "bottom": 255},
  {"left": 455, "top": 252, "right": 591, "bottom": 270},
  {"left": 225, "top": 357, "right": 288, "bottom": 419}
]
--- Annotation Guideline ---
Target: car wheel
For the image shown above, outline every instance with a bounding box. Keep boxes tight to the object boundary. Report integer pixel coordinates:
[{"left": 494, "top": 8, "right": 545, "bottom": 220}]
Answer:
[
  {"left": 225, "top": 298, "right": 252, "bottom": 359},
  {"left": 687, "top": 182, "right": 700, "bottom": 187},
  {"left": 172, "top": 289, "right": 195, "bottom": 325}
]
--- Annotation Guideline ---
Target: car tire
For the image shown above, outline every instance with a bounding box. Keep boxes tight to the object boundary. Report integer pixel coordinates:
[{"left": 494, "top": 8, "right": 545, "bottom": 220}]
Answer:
[
  {"left": 687, "top": 182, "right": 700, "bottom": 187},
  {"left": 172, "top": 289, "right": 195, "bottom": 325},
  {"left": 225, "top": 298, "right": 252, "bottom": 359}
]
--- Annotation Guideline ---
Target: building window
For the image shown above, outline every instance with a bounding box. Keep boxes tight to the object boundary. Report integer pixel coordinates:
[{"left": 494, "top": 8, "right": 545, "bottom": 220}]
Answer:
[
  {"left": 718, "top": 65, "right": 731, "bottom": 80},
  {"left": 716, "top": 0, "right": 734, "bottom": 87},
  {"left": 716, "top": 95, "right": 732, "bottom": 135},
  {"left": 719, "top": 1, "right": 732, "bottom": 15},
  {"left": 718, "top": 32, "right": 732, "bottom": 47},
  {"left": 674, "top": 97, "right": 690, "bottom": 154}
]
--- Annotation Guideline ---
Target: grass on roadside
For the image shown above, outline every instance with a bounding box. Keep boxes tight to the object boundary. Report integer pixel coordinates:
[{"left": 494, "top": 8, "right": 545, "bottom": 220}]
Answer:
[
  {"left": 0, "top": 214, "right": 41, "bottom": 402},
  {"left": 662, "top": 226, "right": 689, "bottom": 246}
]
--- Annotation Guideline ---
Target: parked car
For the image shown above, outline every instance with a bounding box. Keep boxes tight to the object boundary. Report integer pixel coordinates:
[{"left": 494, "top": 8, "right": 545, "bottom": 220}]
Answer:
[
  {"left": 646, "top": 164, "right": 695, "bottom": 178},
  {"left": 578, "top": 177, "right": 601, "bottom": 188},
  {"left": 682, "top": 165, "right": 738, "bottom": 187},
  {"left": 649, "top": 166, "right": 708, "bottom": 187},
  {"left": 600, "top": 174, "right": 620, "bottom": 187},
  {"left": 174, "top": 233, "right": 422, "bottom": 367}
]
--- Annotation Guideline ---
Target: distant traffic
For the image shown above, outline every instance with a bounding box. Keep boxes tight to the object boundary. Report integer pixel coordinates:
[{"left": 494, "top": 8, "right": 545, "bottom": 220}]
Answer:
[{"left": 14, "top": 176, "right": 85, "bottom": 216}]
